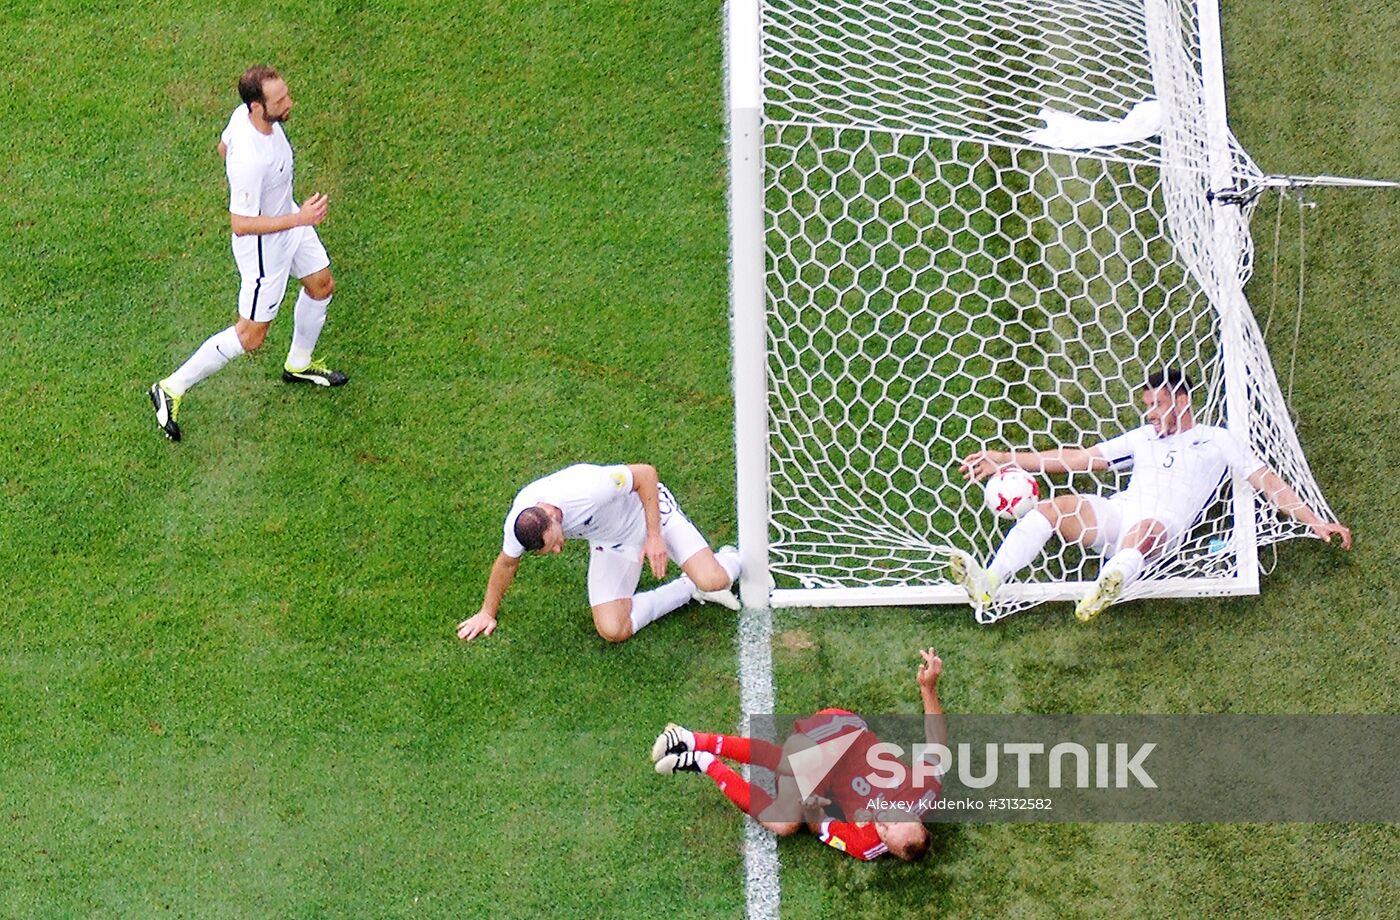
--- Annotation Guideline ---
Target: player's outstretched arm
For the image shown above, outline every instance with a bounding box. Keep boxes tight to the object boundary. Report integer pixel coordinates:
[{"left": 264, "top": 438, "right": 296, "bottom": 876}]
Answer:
[
  {"left": 917, "top": 647, "right": 947, "bottom": 749},
  {"left": 1247, "top": 468, "right": 1353, "bottom": 549},
  {"left": 627, "top": 463, "right": 667, "bottom": 578},
  {"left": 959, "top": 446, "right": 1107, "bottom": 481},
  {"left": 457, "top": 552, "right": 522, "bottom": 641}
]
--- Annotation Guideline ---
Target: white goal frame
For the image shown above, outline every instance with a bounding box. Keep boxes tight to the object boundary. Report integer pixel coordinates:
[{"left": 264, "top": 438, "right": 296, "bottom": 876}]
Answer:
[{"left": 725, "top": 0, "right": 1333, "bottom": 615}]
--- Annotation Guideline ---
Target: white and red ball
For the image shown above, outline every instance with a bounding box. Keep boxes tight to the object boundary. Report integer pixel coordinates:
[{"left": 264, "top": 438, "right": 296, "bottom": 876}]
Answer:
[{"left": 983, "top": 466, "right": 1040, "bottom": 521}]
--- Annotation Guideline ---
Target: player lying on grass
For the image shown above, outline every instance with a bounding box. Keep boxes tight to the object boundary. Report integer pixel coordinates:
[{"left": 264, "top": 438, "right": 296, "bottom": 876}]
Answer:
[
  {"left": 456, "top": 463, "right": 742, "bottom": 644},
  {"left": 950, "top": 368, "right": 1351, "bottom": 622},
  {"left": 653, "top": 648, "right": 945, "bottom": 863}
]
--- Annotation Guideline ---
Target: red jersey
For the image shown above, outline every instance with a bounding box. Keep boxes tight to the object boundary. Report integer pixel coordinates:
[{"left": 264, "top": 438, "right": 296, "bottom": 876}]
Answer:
[
  {"left": 791, "top": 709, "right": 885, "bottom": 820},
  {"left": 792, "top": 708, "right": 941, "bottom": 861}
]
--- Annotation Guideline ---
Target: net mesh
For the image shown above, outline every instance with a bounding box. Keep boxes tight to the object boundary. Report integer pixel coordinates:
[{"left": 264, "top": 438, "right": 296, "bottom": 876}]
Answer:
[{"left": 753, "top": 0, "right": 1338, "bottom": 620}]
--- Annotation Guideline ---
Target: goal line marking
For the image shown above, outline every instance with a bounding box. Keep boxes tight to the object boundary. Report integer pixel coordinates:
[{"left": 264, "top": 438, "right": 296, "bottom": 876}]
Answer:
[{"left": 738, "top": 603, "right": 779, "bottom": 920}]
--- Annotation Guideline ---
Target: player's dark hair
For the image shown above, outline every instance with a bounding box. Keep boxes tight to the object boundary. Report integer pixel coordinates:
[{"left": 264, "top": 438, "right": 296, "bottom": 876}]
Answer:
[
  {"left": 889, "top": 824, "right": 930, "bottom": 863},
  {"left": 900, "top": 834, "right": 930, "bottom": 863},
  {"left": 514, "top": 506, "right": 552, "bottom": 552},
  {"left": 1145, "top": 367, "right": 1192, "bottom": 397},
  {"left": 238, "top": 65, "right": 282, "bottom": 108}
]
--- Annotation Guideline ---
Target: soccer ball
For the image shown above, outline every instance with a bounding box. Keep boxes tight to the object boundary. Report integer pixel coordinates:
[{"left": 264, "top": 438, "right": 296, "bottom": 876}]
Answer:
[{"left": 983, "top": 466, "right": 1040, "bottom": 521}]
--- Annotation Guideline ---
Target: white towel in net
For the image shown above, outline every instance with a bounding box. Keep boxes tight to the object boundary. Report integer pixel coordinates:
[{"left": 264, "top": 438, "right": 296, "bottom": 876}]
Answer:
[{"left": 1026, "top": 99, "right": 1162, "bottom": 149}]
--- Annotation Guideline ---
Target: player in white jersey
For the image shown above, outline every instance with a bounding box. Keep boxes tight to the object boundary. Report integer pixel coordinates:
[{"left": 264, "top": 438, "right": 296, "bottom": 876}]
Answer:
[
  {"left": 456, "top": 463, "right": 743, "bottom": 643},
  {"left": 148, "top": 65, "right": 347, "bottom": 442},
  {"left": 949, "top": 369, "right": 1352, "bottom": 622}
]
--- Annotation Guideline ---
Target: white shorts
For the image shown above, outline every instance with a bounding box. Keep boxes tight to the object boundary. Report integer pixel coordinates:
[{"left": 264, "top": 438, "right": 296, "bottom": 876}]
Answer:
[
  {"left": 1084, "top": 494, "right": 1188, "bottom": 555},
  {"left": 233, "top": 225, "right": 330, "bottom": 322},
  {"left": 585, "top": 484, "right": 711, "bottom": 606}
]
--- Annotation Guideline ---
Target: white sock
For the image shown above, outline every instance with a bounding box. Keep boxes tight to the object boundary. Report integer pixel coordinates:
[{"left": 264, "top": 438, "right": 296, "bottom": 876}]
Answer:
[
  {"left": 715, "top": 548, "right": 742, "bottom": 584},
  {"left": 286, "top": 290, "right": 331, "bottom": 370},
  {"left": 629, "top": 576, "right": 696, "bottom": 634},
  {"left": 1104, "top": 547, "right": 1146, "bottom": 586},
  {"left": 163, "top": 326, "right": 245, "bottom": 396},
  {"left": 989, "top": 509, "right": 1055, "bottom": 582}
]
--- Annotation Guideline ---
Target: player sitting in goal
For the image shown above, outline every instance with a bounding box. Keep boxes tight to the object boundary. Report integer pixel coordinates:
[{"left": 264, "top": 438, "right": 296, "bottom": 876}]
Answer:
[
  {"left": 653, "top": 648, "right": 945, "bottom": 863},
  {"left": 950, "top": 369, "right": 1352, "bottom": 622}
]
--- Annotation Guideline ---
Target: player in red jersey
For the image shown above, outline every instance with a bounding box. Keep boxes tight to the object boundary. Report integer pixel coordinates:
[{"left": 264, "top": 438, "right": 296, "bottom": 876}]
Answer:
[{"left": 652, "top": 648, "right": 946, "bottom": 862}]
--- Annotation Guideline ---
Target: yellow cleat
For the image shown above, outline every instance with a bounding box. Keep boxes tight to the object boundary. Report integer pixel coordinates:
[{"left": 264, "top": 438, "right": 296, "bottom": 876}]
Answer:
[
  {"left": 282, "top": 359, "right": 348, "bottom": 387},
  {"left": 948, "top": 550, "right": 997, "bottom": 611},
  {"left": 1074, "top": 568, "right": 1124, "bottom": 623},
  {"left": 148, "top": 381, "right": 183, "bottom": 441}
]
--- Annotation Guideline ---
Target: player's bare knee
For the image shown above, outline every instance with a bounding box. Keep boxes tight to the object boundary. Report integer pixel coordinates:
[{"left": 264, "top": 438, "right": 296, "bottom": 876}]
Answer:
[
  {"left": 237, "top": 325, "right": 268, "bottom": 352},
  {"left": 305, "top": 273, "right": 335, "bottom": 300},
  {"left": 1134, "top": 535, "right": 1164, "bottom": 557},
  {"left": 594, "top": 618, "right": 633, "bottom": 644},
  {"left": 1125, "top": 523, "right": 1167, "bottom": 556},
  {"left": 761, "top": 819, "right": 802, "bottom": 837},
  {"left": 692, "top": 566, "right": 731, "bottom": 593}
]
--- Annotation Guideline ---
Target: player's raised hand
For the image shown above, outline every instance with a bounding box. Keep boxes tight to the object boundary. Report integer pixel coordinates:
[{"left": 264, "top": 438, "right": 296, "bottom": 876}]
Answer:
[
  {"left": 299, "top": 192, "right": 329, "bottom": 226},
  {"left": 457, "top": 610, "right": 497, "bottom": 641},
  {"left": 917, "top": 647, "right": 942, "bottom": 689},
  {"left": 959, "top": 450, "right": 1003, "bottom": 482},
  {"left": 642, "top": 531, "right": 668, "bottom": 579},
  {"left": 1312, "top": 521, "right": 1353, "bottom": 550}
]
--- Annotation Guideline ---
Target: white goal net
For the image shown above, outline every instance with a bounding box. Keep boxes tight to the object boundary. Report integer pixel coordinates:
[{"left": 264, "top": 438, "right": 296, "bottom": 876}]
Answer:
[{"left": 725, "top": 0, "right": 1341, "bottom": 621}]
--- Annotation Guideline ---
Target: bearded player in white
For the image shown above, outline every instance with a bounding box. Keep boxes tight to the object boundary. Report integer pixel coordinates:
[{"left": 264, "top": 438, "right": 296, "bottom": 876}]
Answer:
[
  {"left": 149, "top": 65, "right": 346, "bottom": 441},
  {"left": 456, "top": 463, "right": 744, "bottom": 643},
  {"left": 950, "top": 369, "right": 1352, "bottom": 622}
]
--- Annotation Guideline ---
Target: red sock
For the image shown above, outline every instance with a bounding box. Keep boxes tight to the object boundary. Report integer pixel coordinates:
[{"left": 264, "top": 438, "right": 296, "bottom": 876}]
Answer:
[
  {"left": 705, "top": 759, "right": 774, "bottom": 817},
  {"left": 693, "top": 733, "right": 783, "bottom": 769}
]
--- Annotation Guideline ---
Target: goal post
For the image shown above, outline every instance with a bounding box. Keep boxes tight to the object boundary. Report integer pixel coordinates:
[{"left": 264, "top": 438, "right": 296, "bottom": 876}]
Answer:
[
  {"left": 1200, "top": 0, "right": 1261, "bottom": 597},
  {"left": 725, "top": 0, "right": 773, "bottom": 610},
  {"left": 725, "top": 0, "right": 1342, "bottom": 621}
]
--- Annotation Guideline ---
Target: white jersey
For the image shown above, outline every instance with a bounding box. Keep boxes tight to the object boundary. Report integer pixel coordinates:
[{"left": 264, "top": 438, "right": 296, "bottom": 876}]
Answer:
[
  {"left": 502, "top": 464, "right": 644, "bottom": 558},
  {"left": 1092, "top": 423, "right": 1266, "bottom": 529},
  {"left": 222, "top": 104, "right": 297, "bottom": 228}
]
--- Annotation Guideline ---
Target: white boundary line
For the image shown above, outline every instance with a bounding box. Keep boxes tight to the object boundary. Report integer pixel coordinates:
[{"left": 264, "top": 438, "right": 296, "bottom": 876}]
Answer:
[{"left": 737, "top": 603, "right": 779, "bottom": 920}]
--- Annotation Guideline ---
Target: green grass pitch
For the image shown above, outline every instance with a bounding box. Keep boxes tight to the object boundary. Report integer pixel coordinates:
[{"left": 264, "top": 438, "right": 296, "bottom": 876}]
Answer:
[{"left": 1, "top": 2, "right": 1396, "bottom": 918}]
